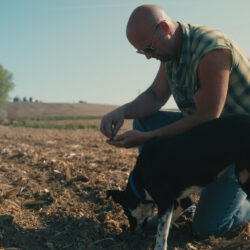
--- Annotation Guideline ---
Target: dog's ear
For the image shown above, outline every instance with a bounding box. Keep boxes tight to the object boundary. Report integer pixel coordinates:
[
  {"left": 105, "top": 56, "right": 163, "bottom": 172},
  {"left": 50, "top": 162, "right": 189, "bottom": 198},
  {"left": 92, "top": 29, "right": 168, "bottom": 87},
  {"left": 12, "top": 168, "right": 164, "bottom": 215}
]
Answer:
[{"left": 107, "top": 190, "right": 126, "bottom": 205}]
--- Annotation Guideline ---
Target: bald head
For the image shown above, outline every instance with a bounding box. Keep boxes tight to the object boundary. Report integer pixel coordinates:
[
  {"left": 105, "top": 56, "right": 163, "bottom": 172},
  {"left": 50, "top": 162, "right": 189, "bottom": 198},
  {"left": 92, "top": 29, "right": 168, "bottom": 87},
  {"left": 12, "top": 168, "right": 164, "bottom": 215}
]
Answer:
[{"left": 126, "top": 5, "right": 172, "bottom": 47}]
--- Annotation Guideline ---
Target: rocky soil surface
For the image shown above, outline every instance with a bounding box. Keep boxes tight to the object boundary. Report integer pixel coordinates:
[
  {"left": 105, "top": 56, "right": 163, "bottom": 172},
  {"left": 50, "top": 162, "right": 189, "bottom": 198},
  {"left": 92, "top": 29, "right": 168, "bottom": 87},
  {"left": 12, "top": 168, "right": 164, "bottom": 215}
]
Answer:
[{"left": 0, "top": 126, "right": 249, "bottom": 250}]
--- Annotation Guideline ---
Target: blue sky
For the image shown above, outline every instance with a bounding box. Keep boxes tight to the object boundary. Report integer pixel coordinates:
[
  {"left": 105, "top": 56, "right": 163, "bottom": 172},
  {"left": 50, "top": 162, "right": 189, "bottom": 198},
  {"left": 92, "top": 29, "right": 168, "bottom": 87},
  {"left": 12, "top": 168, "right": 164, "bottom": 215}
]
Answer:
[{"left": 1, "top": 0, "right": 250, "bottom": 108}]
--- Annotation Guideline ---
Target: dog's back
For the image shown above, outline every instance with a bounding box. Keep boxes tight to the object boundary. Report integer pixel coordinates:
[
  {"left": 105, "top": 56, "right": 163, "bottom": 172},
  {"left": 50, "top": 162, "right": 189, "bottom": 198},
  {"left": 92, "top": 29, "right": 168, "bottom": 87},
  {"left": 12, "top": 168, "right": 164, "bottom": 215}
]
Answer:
[{"left": 134, "top": 114, "right": 250, "bottom": 200}]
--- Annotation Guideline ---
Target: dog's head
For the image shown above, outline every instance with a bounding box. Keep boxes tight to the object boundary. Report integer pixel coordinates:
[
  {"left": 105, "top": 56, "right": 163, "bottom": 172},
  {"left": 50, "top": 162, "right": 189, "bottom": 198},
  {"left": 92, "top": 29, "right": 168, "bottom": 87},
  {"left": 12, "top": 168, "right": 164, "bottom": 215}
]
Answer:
[{"left": 107, "top": 189, "right": 154, "bottom": 231}]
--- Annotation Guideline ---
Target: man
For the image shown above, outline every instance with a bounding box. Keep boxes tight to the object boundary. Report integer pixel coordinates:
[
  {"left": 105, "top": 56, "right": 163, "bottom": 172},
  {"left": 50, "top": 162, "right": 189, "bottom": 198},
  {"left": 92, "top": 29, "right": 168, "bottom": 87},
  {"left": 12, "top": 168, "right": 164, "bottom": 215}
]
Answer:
[{"left": 100, "top": 4, "right": 250, "bottom": 238}]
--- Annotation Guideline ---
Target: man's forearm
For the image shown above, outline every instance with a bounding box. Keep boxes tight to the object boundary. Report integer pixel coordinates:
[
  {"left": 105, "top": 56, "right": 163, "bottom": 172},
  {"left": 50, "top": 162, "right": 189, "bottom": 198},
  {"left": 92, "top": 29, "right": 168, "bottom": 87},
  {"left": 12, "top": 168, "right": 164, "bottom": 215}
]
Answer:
[
  {"left": 148, "top": 113, "right": 216, "bottom": 138},
  {"left": 120, "top": 87, "right": 168, "bottom": 119}
]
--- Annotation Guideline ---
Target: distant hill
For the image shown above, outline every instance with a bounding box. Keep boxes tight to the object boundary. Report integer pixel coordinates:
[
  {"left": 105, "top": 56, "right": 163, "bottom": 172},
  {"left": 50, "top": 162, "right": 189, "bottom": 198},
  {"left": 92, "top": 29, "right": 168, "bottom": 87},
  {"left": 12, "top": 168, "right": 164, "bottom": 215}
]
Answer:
[
  {"left": 0, "top": 102, "right": 119, "bottom": 121},
  {"left": 0, "top": 102, "right": 179, "bottom": 122}
]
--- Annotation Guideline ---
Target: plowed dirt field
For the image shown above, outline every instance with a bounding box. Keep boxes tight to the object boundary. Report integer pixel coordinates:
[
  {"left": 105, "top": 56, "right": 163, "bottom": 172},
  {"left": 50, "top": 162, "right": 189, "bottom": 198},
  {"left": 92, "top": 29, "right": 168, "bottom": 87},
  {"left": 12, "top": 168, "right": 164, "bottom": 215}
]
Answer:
[{"left": 0, "top": 125, "right": 249, "bottom": 250}]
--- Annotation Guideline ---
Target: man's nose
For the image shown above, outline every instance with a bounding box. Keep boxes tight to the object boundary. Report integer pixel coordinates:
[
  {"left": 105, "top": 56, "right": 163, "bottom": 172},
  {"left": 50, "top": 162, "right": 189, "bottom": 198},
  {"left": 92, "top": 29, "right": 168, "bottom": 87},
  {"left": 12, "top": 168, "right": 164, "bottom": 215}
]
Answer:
[{"left": 144, "top": 52, "right": 152, "bottom": 59}]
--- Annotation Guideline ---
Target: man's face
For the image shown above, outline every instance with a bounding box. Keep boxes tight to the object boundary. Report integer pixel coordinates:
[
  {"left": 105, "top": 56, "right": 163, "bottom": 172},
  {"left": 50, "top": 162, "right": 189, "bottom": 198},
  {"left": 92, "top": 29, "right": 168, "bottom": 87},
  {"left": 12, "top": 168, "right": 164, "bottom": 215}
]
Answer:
[
  {"left": 134, "top": 22, "right": 175, "bottom": 62},
  {"left": 141, "top": 47, "right": 176, "bottom": 62}
]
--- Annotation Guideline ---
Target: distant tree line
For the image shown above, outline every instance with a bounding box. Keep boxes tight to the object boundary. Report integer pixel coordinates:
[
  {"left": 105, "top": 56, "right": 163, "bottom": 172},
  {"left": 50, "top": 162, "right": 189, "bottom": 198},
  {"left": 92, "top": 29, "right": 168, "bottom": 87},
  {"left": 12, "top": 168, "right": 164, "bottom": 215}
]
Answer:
[{"left": 13, "top": 96, "right": 40, "bottom": 103}]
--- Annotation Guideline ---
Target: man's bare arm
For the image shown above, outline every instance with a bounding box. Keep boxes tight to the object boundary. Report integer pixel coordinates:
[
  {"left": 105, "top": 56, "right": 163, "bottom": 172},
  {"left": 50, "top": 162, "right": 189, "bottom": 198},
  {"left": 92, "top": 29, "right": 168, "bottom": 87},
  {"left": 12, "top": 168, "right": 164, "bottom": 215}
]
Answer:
[
  {"left": 147, "top": 49, "right": 232, "bottom": 138},
  {"left": 100, "top": 62, "right": 171, "bottom": 138}
]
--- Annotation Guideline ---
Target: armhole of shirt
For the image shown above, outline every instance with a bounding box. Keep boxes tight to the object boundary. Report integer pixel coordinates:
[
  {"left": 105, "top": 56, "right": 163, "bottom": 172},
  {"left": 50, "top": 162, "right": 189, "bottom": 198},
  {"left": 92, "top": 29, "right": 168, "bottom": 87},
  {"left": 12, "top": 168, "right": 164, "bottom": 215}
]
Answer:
[{"left": 194, "top": 45, "right": 234, "bottom": 87}]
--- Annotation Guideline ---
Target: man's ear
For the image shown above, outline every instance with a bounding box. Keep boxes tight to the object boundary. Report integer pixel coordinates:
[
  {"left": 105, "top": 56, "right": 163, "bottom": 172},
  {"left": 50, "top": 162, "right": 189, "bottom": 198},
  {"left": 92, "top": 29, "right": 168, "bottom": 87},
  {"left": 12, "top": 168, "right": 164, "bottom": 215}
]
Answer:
[
  {"left": 107, "top": 190, "right": 126, "bottom": 205},
  {"left": 159, "top": 20, "right": 171, "bottom": 35}
]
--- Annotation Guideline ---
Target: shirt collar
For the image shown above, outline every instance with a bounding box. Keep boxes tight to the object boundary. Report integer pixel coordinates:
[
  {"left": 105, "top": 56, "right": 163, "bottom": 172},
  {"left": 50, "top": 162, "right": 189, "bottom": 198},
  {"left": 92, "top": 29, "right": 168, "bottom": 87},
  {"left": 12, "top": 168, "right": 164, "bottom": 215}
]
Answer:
[{"left": 178, "top": 22, "right": 192, "bottom": 66}]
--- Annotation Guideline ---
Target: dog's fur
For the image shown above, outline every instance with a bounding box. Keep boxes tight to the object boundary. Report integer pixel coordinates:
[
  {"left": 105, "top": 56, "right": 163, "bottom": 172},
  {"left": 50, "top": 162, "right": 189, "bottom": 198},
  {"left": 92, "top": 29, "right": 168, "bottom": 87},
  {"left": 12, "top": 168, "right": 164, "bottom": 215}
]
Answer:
[{"left": 107, "top": 114, "right": 250, "bottom": 250}]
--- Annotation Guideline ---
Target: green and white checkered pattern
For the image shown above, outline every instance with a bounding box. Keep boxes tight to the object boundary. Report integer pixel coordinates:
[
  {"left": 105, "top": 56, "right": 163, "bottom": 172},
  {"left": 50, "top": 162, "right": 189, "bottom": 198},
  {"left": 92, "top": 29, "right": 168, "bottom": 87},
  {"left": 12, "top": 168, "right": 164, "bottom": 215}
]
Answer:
[{"left": 165, "top": 22, "right": 250, "bottom": 116}]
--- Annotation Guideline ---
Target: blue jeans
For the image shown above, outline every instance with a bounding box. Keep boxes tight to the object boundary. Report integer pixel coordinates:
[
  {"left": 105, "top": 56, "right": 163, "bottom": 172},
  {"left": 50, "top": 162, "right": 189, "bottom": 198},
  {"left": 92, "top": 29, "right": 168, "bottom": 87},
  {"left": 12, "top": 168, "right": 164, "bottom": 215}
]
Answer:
[{"left": 133, "top": 111, "right": 250, "bottom": 238}]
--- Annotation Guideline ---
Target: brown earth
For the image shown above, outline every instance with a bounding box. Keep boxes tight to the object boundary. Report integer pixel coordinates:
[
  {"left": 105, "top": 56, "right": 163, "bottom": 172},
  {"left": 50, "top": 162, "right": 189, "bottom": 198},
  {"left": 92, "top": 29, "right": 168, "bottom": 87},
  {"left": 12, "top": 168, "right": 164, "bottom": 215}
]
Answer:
[{"left": 0, "top": 124, "right": 250, "bottom": 250}]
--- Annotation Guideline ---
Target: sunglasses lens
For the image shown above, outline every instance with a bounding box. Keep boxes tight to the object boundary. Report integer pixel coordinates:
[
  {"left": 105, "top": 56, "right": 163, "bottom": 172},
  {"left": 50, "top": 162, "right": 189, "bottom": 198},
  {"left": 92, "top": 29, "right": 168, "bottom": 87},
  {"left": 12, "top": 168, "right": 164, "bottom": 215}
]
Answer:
[
  {"left": 143, "top": 47, "right": 154, "bottom": 53},
  {"left": 136, "top": 47, "right": 155, "bottom": 55},
  {"left": 137, "top": 50, "right": 145, "bottom": 54}
]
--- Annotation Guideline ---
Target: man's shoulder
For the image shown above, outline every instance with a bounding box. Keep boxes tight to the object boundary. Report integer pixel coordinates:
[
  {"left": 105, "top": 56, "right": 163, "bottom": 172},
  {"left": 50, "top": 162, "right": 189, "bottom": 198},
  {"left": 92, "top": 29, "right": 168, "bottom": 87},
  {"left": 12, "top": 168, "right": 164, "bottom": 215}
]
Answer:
[
  {"left": 183, "top": 23, "right": 226, "bottom": 41},
  {"left": 180, "top": 22, "right": 232, "bottom": 59}
]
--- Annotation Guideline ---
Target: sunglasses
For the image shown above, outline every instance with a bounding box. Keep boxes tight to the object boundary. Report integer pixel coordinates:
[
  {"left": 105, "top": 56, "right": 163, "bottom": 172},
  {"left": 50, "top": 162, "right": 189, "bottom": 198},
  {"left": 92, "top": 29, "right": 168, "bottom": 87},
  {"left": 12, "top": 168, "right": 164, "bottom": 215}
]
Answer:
[{"left": 136, "top": 22, "right": 161, "bottom": 55}]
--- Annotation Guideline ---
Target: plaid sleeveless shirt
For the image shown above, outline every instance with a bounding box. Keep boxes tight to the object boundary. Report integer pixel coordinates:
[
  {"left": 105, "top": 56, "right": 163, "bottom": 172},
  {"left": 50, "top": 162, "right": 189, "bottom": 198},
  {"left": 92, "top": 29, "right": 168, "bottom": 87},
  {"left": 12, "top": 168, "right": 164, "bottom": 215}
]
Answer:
[{"left": 165, "top": 22, "right": 250, "bottom": 116}]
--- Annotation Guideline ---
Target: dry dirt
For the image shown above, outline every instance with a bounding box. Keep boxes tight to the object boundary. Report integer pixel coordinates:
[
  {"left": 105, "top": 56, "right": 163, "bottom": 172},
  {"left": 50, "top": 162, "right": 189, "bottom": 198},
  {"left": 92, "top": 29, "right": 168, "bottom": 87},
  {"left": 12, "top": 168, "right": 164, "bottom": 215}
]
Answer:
[{"left": 0, "top": 125, "right": 250, "bottom": 250}]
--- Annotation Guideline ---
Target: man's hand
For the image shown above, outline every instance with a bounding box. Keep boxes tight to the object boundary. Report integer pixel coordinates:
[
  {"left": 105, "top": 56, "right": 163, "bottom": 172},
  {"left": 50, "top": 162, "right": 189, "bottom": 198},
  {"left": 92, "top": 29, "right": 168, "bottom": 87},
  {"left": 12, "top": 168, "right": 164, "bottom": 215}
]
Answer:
[
  {"left": 100, "top": 108, "right": 125, "bottom": 139},
  {"left": 106, "top": 130, "right": 151, "bottom": 148}
]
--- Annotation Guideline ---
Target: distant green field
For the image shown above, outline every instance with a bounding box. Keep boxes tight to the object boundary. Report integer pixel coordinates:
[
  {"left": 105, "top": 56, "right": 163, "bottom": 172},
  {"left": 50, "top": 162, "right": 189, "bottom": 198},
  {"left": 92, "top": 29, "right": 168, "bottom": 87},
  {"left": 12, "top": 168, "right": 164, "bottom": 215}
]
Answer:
[
  {"left": 0, "top": 115, "right": 103, "bottom": 129},
  {"left": 30, "top": 115, "right": 103, "bottom": 121},
  {"left": 0, "top": 121, "right": 98, "bottom": 130}
]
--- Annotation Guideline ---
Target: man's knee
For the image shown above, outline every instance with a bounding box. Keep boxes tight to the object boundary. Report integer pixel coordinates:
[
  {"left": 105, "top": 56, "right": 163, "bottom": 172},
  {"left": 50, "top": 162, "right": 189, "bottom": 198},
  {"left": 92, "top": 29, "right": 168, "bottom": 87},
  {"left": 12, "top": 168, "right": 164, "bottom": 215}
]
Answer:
[
  {"left": 133, "top": 111, "right": 183, "bottom": 132},
  {"left": 192, "top": 217, "right": 234, "bottom": 239}
]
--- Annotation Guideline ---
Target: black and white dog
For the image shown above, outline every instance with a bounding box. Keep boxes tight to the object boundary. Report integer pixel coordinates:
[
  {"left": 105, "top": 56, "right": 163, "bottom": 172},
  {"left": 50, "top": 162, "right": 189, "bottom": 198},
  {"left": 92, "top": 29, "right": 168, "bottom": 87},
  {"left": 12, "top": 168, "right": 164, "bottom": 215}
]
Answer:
[{"left": 107, "top": 114, "right": 250, "bottom": 250}]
